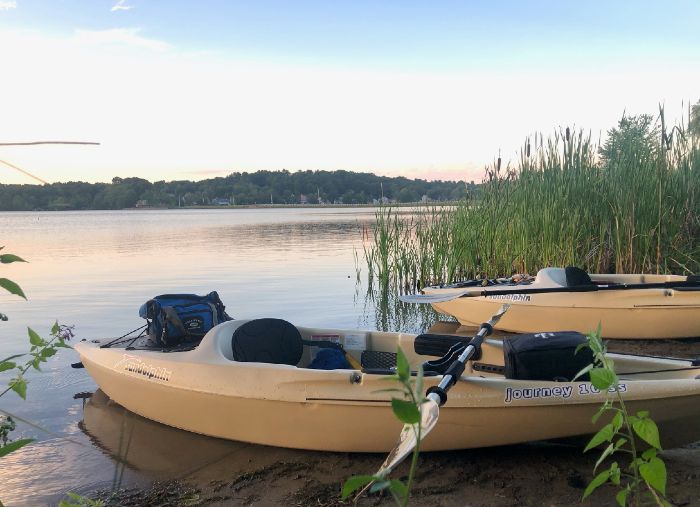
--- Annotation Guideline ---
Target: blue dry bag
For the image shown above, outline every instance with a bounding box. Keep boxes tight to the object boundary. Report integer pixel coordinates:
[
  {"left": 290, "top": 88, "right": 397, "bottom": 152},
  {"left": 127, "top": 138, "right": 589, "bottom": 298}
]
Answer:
[{"left": 139, "top": 292, "right": 232, "bottom": 346}]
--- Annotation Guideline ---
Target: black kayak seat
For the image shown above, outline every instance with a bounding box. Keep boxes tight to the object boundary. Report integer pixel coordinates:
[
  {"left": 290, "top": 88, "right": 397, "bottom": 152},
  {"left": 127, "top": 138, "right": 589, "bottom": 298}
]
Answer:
[
  {"left": 564, "top": 266, "right": 593, "bottom": 286},
  {"left": 231, "top": 318, "right": 303, "bottom": 365}
]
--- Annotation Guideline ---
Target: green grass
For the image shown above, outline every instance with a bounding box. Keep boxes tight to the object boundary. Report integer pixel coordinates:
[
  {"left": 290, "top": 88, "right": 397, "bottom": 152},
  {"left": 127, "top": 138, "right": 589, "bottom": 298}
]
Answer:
[{"left": 365, "top": 111, "right": 700, "bottom": 288}]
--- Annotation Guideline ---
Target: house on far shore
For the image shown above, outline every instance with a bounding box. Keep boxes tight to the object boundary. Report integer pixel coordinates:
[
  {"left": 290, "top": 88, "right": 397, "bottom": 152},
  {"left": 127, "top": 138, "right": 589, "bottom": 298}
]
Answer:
[
  {"left": 299, "top": 194, "right": 308, "bottom": 204},
  {"left": 212, "top": 197, "right": 230, "bottom": 206}
]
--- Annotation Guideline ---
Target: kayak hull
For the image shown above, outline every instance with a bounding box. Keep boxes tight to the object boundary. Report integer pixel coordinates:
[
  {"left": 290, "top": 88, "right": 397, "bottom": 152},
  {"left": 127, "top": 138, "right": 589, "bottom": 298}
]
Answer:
[
  {"left": 424, "top": 270, "right": 700, "bottom": 339},
  {"left": 75, "top": 320, "right": 700, "bottom": 452},
  {"left": 430, "top": 296, "right": 699, "bottom": 339}
]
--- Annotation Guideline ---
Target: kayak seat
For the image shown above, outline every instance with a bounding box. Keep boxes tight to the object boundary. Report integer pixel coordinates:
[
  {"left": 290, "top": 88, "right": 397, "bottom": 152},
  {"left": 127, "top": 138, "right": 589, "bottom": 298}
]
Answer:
[
  {"left": 536, "top": 267, "right": 593, "bottom": 287},
  {"left": 564, "top": 266, "right": 593, "bottom": 286},
  {"left": 231, "top": 318, "right": 303, "bottom": 365}
]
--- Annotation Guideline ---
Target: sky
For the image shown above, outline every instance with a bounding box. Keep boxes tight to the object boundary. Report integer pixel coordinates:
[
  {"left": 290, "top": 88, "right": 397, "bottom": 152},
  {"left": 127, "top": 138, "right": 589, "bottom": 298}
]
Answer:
[{"left": 0, "top": 1, "right": 698, "bottom": 185}]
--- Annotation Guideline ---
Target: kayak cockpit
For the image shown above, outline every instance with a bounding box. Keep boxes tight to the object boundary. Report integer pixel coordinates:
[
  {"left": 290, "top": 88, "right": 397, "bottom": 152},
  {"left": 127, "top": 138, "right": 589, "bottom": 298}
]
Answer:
[{"left": 88, "top": 318, "right": 700, "bottom": 382}]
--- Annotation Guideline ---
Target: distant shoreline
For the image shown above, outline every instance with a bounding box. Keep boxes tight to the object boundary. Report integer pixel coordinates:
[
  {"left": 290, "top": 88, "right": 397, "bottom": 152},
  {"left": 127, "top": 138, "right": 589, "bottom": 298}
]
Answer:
[{"left": 0, "top": 202, "right": 460, "bottom": 212}]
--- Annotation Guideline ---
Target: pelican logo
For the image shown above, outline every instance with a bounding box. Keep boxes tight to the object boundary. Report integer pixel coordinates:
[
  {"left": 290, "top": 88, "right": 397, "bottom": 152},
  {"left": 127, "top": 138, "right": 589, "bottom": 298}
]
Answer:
[
  {"left": 184, "top": 317, "right": 204, "bottom": 331},
  {"left": 114, "top": 354, "right": 172, "bottom": 382}
]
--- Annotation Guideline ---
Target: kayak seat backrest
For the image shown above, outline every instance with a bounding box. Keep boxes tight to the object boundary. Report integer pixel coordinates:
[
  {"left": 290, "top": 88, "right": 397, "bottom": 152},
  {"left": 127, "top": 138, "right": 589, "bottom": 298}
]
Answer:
[
  {"left": 564, "top": 266, "right": 593, "bottom": 286},
  {"left": 231, "top": 318, "right": 303, "bottom": 365},
  {"left": 536, "top": 267, "right": 593, "bottom": 287}
]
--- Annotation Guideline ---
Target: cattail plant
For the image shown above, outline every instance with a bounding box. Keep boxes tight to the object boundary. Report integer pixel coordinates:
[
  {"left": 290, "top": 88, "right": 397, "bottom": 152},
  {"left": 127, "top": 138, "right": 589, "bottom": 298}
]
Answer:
[{"left": 364, "top": 108, "right": 699, "bottom": 289}]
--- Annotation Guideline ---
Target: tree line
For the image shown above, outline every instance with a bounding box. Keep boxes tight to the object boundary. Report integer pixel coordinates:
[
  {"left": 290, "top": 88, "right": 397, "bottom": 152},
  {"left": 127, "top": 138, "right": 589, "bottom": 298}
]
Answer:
[{"left": 0, "top": 169, "right": 475, "bottom": 211}]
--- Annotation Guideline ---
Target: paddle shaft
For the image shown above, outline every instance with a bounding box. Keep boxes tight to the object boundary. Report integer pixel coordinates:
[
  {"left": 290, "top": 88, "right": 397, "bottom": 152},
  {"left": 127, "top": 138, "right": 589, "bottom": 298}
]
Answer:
[
  {"left": 401, "top": 277, "right": 700, "bottom": 304},
  {"left": 366, "top": 304, "right": 511, "bottom": 488},
  {"left": 426, "top": 305, "right": 507, "bottom": 406},
  {"left": 459, "top": 278, "right": 700, "bottom": 297}
]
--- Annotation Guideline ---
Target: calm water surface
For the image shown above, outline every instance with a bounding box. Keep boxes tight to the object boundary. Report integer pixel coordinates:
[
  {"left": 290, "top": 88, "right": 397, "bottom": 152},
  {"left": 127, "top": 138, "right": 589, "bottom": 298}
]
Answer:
[{"left": 0, "top": 208, "right": 436, "bottom": 505}]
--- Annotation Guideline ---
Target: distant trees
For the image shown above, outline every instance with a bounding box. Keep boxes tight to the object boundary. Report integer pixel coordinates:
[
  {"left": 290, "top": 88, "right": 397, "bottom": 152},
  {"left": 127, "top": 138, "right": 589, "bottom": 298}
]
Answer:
[
  {"left": 690, "top": 100, "right": 700, "bottom": 139},
  {"left": 0, "top": 170, "right": 470, "bottom": 211},
  {"left": 598, "top": 114, "right": 658, "bottom": 166}
]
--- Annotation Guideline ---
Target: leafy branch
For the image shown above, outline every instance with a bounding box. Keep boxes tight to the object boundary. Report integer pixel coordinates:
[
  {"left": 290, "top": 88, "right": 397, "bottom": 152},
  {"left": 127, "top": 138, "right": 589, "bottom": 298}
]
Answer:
[
  {"left": 342, "top": 347, "right": 425, "bottom": 506},
  {"left": 576, "top": 325, "right": 670, "bottom": 506}
]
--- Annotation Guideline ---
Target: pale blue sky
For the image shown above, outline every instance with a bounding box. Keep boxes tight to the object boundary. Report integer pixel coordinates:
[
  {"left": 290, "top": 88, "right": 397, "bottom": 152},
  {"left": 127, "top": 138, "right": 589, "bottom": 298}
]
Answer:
[{"left": 1, "top": 1, "right": 698, "bottom": 183}]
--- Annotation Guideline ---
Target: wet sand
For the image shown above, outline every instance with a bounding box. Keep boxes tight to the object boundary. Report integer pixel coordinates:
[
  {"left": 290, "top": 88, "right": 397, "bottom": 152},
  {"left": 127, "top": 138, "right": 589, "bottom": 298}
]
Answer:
[
  {"left": 82, "top": 325, "right": 699, "bottom": 507},
  {"left": 88, "top": 440, "right": 700, "bottom": 506}
]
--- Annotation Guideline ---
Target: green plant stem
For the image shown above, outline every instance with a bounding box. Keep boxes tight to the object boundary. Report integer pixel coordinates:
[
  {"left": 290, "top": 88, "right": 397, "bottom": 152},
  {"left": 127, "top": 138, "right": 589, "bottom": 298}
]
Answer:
[
  {"left": 0, "top": 333, "right": 64, "bottom": 400},
  {"left": 400, "top": 378, "right": 422, "bottom": 507},
  {"left": 615, "top": 388, "right": 641, "bottom": 507},
  {"left": 403, "top": 423, "right": 421, "bottom": 507}
]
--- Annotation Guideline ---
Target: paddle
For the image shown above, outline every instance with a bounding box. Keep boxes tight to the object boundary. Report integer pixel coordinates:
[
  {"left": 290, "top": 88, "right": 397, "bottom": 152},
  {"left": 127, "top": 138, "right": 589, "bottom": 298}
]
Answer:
[
  {"left": 370, "top": 304, "right": 511, "bottom": 480},
  {"left": 400, "top": 276, "right": 700, "bottom": 304}
]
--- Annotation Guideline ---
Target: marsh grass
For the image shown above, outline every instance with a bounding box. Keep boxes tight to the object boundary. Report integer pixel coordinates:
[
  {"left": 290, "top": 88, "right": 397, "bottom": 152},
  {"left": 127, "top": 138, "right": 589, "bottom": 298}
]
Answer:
[{"left": 365, "top": 111, "right": 700, "bottom": 288}]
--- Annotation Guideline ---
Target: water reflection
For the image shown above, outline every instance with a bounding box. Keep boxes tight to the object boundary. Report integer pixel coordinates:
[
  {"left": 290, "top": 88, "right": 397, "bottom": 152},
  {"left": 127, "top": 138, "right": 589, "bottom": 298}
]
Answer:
[
  {"left": 0, "top": 207, "right": 440, "bottom": 503},
  {"left": 357, "top": 282, "right": 443, "bottom": 333},
  {"left": 80, "top": 390, "right": 245, "bottom": 478}
]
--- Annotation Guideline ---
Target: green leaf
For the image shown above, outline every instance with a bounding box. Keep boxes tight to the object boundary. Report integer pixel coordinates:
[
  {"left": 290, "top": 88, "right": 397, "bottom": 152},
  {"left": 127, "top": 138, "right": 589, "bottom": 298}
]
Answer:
[
  {"left": 28, "top": 328, "right": 45, "bottom": 347},
  {"left": 0, "top": 354, "right": 25, "bottom": 364},
  {"left": 341, "top": 475, "right": 376, "bottom": 499},
  {"left": 641, "top": 448, "right": 657, "bottom": 461},
  {"left": 391, "top": 398, "right": 420, "bottom": 424},
  {"left": 51, "top": 321, "right": 60, "bottom": 335},
  {"left": 574, "top": 342, "right": 589, "bottom": 355},
  {"left": 40, "top": 347, "right": 57, "bottom": 358},
  {"left": 10, "top": 377, "right": 27, "bottom": 399},
  {"left": 0, "top": 254, "right": 26, "bottom": 264},
  {"left": 583, "top": 468, "right": 611, "bottom": 499},
  {"left": 608, "top": 462, "right": 620, "bottom": 486},
  {"left": 584, "top": 423, "right": 615, "bottom": 453},
  {"left": 611, "top": 411, "right": 623, "bottom": 433},
  {"left": 573, "top": 363, "right": 593, "bottom": 381},
  {"left": 594, "top": 443, "right": 616, "bottom": 472},
  {"left": 0, "top": 278, "right": 26, "bottom": 299},
  {"left": 632, "top": 417, "right": 662, "bottom": 450},
  {"left": 614, "top": 437, "right": 627, "bottom": 450},
  {"left": 389, "top": 479, "right": 408, "bottom": 499},
  {"left": 395, "top": 346, "right": 410, "bottom": 382},
  {"left": 0, "top": 438, "right": 33, "bottom": 458},
  {"left": 0, "top": 361, "right": 16, "bottom": 372},
  {"left": 369, "top": 480, "right": 391, "bottom": 493},
  {"left": 639, "top": 457, "right": 666, "bottom": 495},
  {"left": 615, "top": 487, "right": 630, "bottom": 506},
  {"left": 591, "top": 400, "right": 612, "bottom": 424},
  {"left": 589, "top": 367, "right": 617, "bottom": 391}
]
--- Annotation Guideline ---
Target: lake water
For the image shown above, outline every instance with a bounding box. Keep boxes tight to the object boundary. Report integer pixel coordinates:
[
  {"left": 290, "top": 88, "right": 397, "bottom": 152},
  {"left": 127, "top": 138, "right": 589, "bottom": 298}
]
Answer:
[{"left": 0, "top": 208, "right": 437, "bottom": 505}]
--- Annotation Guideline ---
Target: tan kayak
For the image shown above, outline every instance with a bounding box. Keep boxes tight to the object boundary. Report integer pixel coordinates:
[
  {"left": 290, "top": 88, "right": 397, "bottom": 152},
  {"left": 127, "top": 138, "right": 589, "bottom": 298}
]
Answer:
[
  {"left": 415, "top": 267, "right": 700, "bottom": 339},
  {"left": 74, "top": 317, "right": 700, "bottom": 452}
]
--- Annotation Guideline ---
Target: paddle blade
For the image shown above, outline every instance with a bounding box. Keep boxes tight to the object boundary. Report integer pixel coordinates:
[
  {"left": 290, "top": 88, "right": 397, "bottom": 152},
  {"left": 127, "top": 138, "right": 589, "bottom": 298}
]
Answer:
[{"left": 375, "top": 396, "right": 440, "bottom": 477}]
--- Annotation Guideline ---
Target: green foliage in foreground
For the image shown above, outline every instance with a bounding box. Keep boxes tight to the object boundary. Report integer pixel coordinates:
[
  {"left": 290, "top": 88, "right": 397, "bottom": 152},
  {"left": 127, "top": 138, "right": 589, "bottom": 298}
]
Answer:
[
  {"left": 343, "top": 347, "right": 424, "bottom": 506},
  {"left": 576, "top": 327, "right": 670, "bottom": 506},
  {"left": 0, "top": 245, "right": 76, "bottom": 507},
  {"left": 366, "top": 108, "right": 700, "bottom": 286},
  {"left": 0, "top": 169, "right": 470, "bottom": 210}
]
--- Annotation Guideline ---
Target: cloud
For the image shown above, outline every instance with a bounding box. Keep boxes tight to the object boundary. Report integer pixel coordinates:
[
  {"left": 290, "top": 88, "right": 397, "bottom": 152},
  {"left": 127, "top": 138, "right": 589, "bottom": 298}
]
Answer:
[
  {"left": 0, "top": 1, "right": 17, "bottom": 11},
  {"left": 111, "top": 0, "right": 133, "bottom": 12},
  {"left": 73, "top": 28, "right": 170, "bottom": 51}
]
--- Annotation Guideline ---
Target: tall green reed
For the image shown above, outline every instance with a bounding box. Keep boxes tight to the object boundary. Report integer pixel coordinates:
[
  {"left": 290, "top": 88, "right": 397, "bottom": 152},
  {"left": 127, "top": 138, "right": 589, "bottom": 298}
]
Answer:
[{"left": 365, "top": 110, "right": 699, "bottom": 288}]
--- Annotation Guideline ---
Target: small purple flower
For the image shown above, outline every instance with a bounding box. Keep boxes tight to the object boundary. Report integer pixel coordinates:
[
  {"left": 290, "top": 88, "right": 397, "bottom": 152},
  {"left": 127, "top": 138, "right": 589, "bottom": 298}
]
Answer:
[{"left": 57, "top": 324, "right": 75, "bottom": 341}]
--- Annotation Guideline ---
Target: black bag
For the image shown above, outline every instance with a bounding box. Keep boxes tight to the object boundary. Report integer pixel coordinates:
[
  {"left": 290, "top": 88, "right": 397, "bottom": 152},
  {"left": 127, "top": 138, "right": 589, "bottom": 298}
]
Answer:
[
  {"left": 139, "top": 292, "right": 233, "bottom": 347},
  {"left": 503, "top": 332, "right": 593, "bottom": 381}
]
